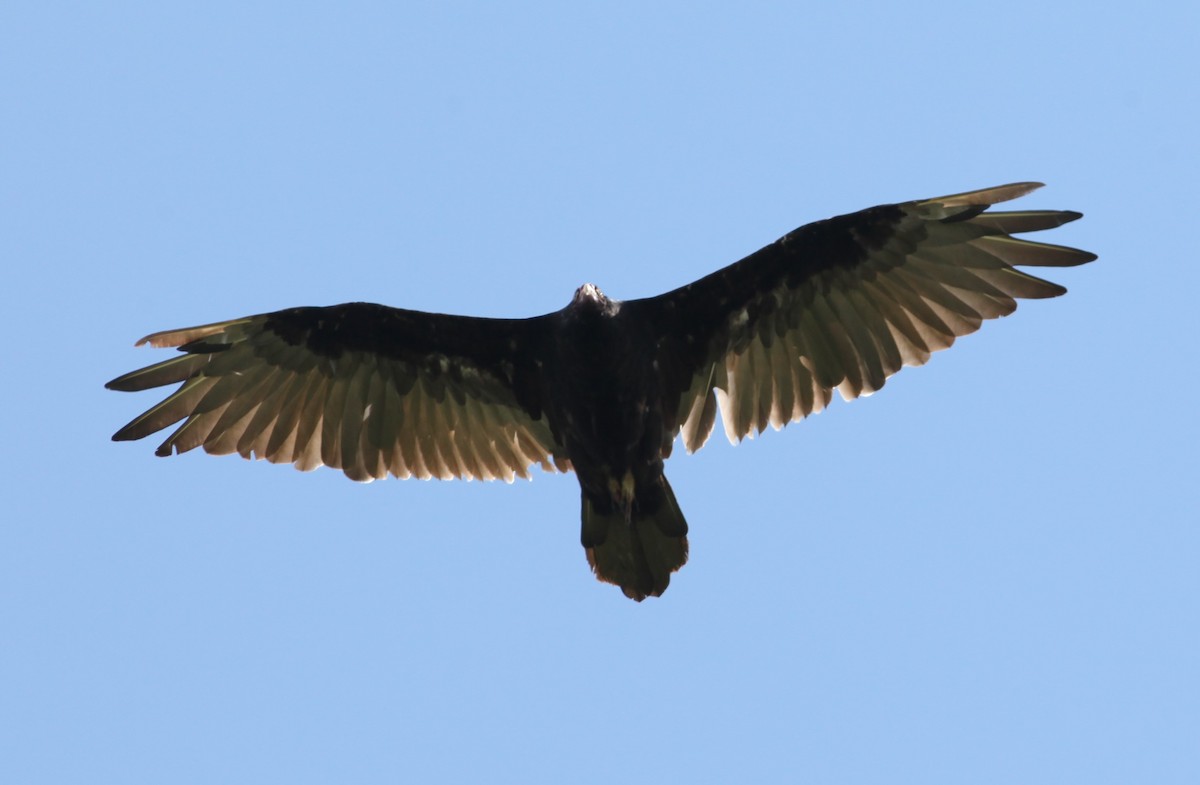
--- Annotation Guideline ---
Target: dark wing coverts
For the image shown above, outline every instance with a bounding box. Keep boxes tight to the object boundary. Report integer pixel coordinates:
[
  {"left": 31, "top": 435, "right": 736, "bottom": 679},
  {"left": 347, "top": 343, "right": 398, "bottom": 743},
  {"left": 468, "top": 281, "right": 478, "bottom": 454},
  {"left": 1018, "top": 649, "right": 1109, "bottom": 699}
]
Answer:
[
  {"left": 638, "top": 182, "right": 1095, "bottom": 454},
  {"left": 107, "top": 304, "right": 565, "bottom": 482}
]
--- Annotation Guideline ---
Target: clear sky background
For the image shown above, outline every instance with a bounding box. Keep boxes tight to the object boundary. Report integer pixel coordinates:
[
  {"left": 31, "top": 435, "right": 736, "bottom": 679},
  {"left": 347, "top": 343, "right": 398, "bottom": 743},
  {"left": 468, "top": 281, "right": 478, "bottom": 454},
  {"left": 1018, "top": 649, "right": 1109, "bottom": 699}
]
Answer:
[{"left": 4, "top": 2, "right": 1197, "bottom": 783}]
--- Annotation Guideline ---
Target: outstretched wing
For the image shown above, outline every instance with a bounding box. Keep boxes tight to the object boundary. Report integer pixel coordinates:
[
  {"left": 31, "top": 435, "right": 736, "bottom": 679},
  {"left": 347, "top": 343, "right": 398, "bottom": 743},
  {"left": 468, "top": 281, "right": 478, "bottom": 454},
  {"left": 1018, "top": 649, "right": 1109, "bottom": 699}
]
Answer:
[
  {"left": 107, "top": 303, "right": 566, "bottom": 482},
  {"left": 637, "top": 182, "right": 1097, "bottom": 453}
]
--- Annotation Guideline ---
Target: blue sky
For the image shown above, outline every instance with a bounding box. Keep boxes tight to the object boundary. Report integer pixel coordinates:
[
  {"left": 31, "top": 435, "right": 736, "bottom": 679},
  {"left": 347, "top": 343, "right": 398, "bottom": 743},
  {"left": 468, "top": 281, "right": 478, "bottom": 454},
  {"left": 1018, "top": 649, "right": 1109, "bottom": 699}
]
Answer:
[{"left": 4, "top": 2, "right": 1197, "bottom": 783}]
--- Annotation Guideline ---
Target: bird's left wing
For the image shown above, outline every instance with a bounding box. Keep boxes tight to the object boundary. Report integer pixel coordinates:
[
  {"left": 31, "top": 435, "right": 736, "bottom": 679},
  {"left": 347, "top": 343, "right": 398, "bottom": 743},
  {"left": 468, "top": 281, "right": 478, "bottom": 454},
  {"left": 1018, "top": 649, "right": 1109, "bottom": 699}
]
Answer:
[
  {"left": 633, "top": 183, "right": 1096, "bottom": 455},
  {"left": 107, "top": 303, "right": 566, "bottom": 482}
]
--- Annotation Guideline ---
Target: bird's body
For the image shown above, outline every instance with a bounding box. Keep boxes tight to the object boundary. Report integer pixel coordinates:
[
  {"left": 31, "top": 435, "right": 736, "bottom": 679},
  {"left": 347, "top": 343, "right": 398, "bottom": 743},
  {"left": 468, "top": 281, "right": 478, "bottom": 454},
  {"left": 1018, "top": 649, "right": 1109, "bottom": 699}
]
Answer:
[
  {"left": 108, "top": 183, "right": 1095, "bottom": 600},
  {"left": 546, "top": 285, "right": 689, "bottom": 598},
  {"left": 548, "top": 286, "right": 659, "bottom": 513}
]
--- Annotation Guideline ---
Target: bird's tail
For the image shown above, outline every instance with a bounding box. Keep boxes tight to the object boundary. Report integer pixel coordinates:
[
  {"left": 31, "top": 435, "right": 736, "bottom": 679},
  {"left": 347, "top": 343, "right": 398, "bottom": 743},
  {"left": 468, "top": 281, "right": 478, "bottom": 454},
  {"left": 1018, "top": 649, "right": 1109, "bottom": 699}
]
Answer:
[{"left": 581, "top": 477, "right": 689, "bottom": 601}]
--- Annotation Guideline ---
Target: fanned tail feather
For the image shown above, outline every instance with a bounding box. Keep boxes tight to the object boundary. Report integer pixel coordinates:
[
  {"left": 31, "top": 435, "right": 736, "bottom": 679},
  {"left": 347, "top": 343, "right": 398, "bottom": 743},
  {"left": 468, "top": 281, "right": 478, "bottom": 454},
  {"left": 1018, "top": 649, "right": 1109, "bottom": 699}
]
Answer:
[{"left": 582, "top": 477, "right": 689, "bottom": 601}]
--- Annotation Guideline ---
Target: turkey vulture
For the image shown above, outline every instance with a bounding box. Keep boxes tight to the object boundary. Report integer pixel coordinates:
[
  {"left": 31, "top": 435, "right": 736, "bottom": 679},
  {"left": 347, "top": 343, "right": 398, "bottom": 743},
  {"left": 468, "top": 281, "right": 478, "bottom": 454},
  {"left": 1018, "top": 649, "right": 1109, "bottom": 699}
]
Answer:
[{"left": 107, "top": 183, "right": 1094, "bottom": 600}]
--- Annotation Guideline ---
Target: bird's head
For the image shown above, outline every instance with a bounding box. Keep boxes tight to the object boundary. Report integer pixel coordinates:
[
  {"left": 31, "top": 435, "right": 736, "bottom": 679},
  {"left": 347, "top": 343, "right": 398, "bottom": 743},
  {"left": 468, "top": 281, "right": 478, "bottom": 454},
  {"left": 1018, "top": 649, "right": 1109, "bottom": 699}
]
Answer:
[{"left": 570, "top": 283, "right": 619, "bottom": 315}]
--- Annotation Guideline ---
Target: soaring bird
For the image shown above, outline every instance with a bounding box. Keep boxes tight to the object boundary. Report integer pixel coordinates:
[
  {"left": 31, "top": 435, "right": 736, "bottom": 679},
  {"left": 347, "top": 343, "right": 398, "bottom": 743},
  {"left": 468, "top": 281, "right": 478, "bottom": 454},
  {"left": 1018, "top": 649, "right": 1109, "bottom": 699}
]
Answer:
[{"left": 107, "top": 183, "right": 1094, "bottom": 600}]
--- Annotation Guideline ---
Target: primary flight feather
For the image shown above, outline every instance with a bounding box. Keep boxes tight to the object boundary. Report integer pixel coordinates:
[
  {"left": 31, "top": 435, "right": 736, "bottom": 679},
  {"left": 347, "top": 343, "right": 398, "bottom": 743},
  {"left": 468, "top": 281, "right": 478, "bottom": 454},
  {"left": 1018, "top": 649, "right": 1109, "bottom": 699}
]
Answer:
[{"left": 108, "top": 183, "right": 1095, "bottom": 600}]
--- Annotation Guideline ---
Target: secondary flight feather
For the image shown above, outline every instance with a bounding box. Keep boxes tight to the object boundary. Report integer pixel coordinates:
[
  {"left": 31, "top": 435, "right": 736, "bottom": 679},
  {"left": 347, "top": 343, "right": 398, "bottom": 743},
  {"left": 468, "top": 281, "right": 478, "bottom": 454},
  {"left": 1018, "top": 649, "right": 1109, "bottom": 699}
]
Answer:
[{"left": 107, "top": 183, "right": 1095, "bottom": 600}]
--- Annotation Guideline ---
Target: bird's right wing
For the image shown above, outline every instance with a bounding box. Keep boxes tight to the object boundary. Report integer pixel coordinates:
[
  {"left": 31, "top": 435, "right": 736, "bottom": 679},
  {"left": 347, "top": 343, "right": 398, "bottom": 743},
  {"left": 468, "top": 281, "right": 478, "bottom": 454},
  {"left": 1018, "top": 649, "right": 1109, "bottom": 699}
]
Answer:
[
  {"left": 635, "top": 183, "right": 1096, "bottom": 455},
  {"left": 107, "top": 303, "right": 568, "bottom": 482}
]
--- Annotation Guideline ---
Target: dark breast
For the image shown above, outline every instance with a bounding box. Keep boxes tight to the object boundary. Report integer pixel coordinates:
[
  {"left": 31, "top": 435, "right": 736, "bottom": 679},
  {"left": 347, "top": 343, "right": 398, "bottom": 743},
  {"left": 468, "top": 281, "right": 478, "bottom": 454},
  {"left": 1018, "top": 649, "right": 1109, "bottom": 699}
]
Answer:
[{"left": 543, "top": 302, "right": 667, "bottom": 502}]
